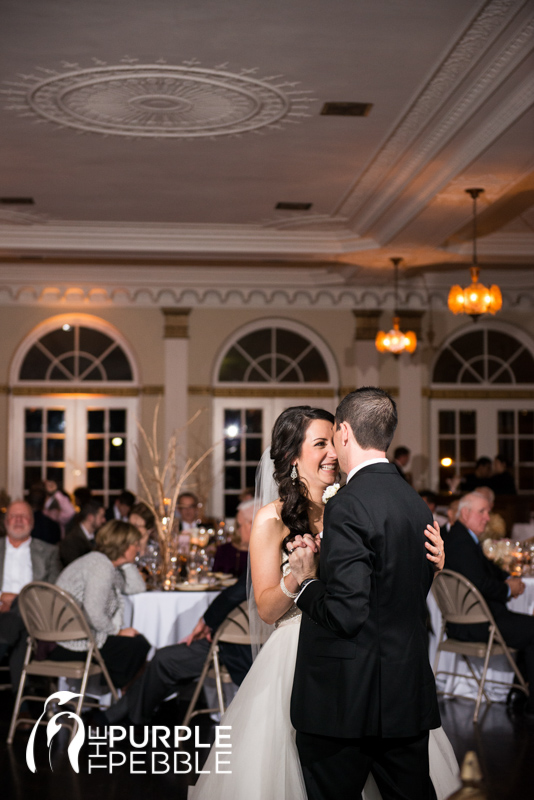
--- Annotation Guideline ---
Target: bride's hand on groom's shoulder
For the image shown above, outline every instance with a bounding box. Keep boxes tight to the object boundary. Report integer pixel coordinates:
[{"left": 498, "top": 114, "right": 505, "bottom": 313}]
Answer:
[{"left": 425, "top": 521, "right": 445, "bottom": 571}]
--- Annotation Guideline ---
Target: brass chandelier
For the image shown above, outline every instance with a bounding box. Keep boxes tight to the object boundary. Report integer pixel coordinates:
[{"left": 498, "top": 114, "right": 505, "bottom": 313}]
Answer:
[
  {"left": 447, "top": 188, "right": 502, "bottom": 320},
  {"left": 375, "top": 258, "right": 417, "bottom": 355}
]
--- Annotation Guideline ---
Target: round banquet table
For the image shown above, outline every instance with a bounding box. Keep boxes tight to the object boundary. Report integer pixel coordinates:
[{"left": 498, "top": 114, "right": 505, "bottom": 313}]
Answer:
[
  {"left": 123, "top": 588, "right": 221, "bottom": 658},
  {"left": 428, "top": 575, "right": 534, "bottom": 702}
]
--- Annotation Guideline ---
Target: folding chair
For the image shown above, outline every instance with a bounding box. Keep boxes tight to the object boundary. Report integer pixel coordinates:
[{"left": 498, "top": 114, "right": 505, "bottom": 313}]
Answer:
[
  {"left": 7, "top": 581, "right": 118, "bottom": 743},
  {"left": 183, "top": 601, "right": 250, "bottom": 725},
  {"left": 432, "top": 569, "right": 528, "bottom": 723}
]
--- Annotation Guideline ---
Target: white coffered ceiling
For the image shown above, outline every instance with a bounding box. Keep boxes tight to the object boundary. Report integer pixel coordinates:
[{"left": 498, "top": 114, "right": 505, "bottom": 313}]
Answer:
[{"left": 0, "top": 0, "right": 533, "bottom": 278}]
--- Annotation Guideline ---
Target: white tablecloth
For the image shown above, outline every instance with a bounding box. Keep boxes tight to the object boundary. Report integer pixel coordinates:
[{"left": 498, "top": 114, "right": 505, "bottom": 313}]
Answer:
[
  {"left": 429, "top": 576, "right": 534, "bottom": 702},
  {"left": 123, "top": 589, "right": 221, "bottom": 657},
  {"left": 511, "top": 523, "right": 534, "bottom": 542}
]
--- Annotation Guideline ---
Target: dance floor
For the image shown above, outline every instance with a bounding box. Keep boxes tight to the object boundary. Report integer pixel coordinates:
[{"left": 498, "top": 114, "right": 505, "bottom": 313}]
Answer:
[{"left": 1, "top": 687, "right": 533, "bottom": 800}]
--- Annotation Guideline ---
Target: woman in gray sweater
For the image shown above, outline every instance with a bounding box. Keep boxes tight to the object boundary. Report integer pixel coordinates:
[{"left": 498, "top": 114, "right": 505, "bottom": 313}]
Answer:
[{"left": 50, "top": 519, "right": 150, "bottom": 688}]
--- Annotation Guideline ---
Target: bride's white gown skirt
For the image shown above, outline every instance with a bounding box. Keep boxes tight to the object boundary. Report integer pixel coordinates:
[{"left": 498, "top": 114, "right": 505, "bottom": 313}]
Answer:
[{"left": 190, "top": 616, "right": 460, "bottom": 800}]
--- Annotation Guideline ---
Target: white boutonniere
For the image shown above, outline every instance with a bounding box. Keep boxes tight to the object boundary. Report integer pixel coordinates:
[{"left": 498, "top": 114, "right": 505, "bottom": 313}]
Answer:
[{"left": 322, "top": 483, "right": 340, "bottom": 504}]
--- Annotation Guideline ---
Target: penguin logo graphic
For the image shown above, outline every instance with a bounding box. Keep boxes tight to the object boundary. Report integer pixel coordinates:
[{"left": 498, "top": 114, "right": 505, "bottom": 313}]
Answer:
[{"left": 26, "top": 691, "right": 85, "bottom": 773}]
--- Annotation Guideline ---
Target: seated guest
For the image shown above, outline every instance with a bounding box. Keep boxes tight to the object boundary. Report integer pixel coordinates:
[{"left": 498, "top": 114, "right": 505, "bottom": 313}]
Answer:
[
  {"left": 51, "top": 520, "right": 149, "bottom": 690},
  {"left": 0, "top": 501, "right": 61, "bottom": 690},
  {"left": 106, "top": 490, "right": 136, "bottom": 523},
  {"left": 59, "top": 501, "right": 105, "bottom": 567},
  {"left": 419, "top": 490, "right": 447, "bottom": 529},
  {"left": 488, "top": 454, "right": 517, "bottom": 495},
  {"left": 213, "top": 499, "right": 253, "bottom": 577},
  {"left": 42, "top": 480, "right": 76, "bottom": 534},
  {"left": 129, "top": 502, "right": 159, "bottom": 570},
  {"left": 102, "top": 571, "right": 250, "bottom": 725},
  {"left": 28, "top": 486, "right": 61, "bottom": 545},
  {"left": 176, "top": 491, "right": 201, "bottom": 531},
  {"left": 444, "top": 491, "right": 534, "bottom": 718},
  {"left": 391, "top": 445, "right": 411, "bottom": 482},
  {"left": 476, "top": 486, "right": 507, "bottom": 540}
]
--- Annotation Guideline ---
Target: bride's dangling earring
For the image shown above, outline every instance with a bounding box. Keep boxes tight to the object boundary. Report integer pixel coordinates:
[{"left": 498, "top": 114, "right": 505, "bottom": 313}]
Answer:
[{"left": 291, "top": 464, "right": 298, "bottom": 483}]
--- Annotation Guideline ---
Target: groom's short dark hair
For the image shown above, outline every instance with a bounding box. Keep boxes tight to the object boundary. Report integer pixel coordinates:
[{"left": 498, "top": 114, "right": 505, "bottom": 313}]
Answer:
[{"left": 335, "top": 387, "right": 397, "bottom": 452}]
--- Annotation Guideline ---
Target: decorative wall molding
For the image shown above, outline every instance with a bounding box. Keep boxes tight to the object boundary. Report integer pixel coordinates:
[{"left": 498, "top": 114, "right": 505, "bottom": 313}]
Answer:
[
  {"left": 424, "top": 388, "right": 534, "bottom": 399},
  {"left": 352, "top": 310, "right": 382, "bottom": 341},
  {"left": 2, "top": 59, "right": 315, "bottom": 139},
  {"left": 162, "top": 307, "right": 192, "bottom": 338},
  {"left": 335, "top": 0, "right": 529, "bottom": 223},
  {"left": 339, "top": 386, "right": 399, "bottom": 398},
  {"left": 7, "top": 384, "right": 163, "bottom": 397},
  {"left": 189, "top": 386, "right": 336, "bottom": 398}
]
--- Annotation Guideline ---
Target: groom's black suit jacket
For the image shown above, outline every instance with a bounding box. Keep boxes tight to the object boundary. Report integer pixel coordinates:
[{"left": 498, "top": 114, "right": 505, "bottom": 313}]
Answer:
[{"left": 291, "top": 462, "right": 440, "bottom": 739}]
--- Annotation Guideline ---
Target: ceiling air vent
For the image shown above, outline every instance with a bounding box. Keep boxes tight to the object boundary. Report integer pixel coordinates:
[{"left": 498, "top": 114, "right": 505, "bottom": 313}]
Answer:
[
  {"left": 0, "top": 197, "right": 35, "bottom": 204},
  {"left": 320, "top": 102, "right": 372, "bottom": 117},
  {"left": 275, "top": 202, "right": 312, "bottom": 211}
]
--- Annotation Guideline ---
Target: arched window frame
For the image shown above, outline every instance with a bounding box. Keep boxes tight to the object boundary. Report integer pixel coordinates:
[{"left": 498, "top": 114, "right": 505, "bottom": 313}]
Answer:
[
  {"left": 212, "top": 317, "right": 339, "bottom": 389},
  {"left": 9, "top": 313, "right": 140, "bottom": 388},
  {"left": 430, "top": 321, "right": 534, "bottom": 389}
]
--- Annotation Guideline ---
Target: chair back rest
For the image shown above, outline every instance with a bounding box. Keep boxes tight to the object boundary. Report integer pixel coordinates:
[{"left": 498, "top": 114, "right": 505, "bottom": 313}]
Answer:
[
  {"left": 431, "top": 569, "right": 496, "bottom": 627},
  {"left": 18, "top": 581, "right": 94, "bottom": 644},
  {"left": 216, "top": 602, "right": 251, "bottom": 645}
]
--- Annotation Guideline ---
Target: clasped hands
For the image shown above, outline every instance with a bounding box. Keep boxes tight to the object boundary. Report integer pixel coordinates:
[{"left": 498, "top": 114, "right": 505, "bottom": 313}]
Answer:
[{"left": 287, "top": 534, "right": 320, "bottom": 585}]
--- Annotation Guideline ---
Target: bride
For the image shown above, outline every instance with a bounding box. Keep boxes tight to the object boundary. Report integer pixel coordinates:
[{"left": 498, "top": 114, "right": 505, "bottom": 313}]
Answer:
[{"left": 190, "top": 407, "right": 460, "bottom": 799}]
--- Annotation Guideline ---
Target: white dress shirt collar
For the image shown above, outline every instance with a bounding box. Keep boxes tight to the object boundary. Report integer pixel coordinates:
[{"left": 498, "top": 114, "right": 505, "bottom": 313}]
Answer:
[
  {"left": 2, "top": 536, "right": 33, "bottom": 594},
  {"left": 346, "top": 458, "right": 389, "bottom": 484}
]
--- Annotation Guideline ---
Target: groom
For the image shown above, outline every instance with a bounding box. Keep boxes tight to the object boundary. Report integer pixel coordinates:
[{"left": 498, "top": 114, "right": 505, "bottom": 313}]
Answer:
[{"left": 288, "top": 387, "right": 440, "bottom": 800}]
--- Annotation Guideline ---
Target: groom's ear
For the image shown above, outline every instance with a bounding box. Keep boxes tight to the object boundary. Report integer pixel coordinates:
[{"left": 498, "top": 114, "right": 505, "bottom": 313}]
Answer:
[{"left": 339, "top": 421, "right": 350, "bottom": 446}]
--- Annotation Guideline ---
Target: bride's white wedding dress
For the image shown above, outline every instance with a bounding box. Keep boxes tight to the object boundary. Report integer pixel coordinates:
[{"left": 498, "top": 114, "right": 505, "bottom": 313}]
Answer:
[{"left": 190, "top": 606, "right": 460, "bottom": 799}]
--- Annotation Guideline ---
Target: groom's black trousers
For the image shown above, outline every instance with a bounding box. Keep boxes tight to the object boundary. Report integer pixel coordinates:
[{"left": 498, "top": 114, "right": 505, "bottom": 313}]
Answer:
[{"left": 296, "top": 729, "right": 437, "bottom": 800}]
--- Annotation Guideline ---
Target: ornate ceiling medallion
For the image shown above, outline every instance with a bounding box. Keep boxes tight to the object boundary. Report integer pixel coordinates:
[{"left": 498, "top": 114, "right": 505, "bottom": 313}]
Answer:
[{"left": 3, "top": 58, "right": 314, "bottom": 138}]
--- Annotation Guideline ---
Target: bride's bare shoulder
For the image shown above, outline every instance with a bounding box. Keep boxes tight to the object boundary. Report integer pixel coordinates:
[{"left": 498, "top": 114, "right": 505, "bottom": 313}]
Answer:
[{"left": 252, "top": 500, "right": 284, "bottom": 532}]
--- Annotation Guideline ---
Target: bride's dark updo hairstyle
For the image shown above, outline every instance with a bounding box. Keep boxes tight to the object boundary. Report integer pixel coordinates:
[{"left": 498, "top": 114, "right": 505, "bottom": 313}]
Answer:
[{"left": 270, "top": 406, "right": 334, "bottom": 553}]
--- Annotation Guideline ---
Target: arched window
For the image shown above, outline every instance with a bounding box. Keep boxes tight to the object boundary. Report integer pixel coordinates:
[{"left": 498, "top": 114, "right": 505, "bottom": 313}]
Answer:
[
  {"left": 218, "top": 325, "right": 330, "bottom": 384},
  {"left": 433, "top": 328, "right": 534, "bottom": 385},
  {"left": 19, "top": 323, "right": 133, "bottom": 382}
]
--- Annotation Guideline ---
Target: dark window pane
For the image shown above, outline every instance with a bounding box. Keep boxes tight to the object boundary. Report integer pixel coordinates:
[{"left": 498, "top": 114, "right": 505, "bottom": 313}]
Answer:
[
  {"left": 109, "top": 437, "right": 125, "bottom": 461},
  {"left": 246, "top": 466, "right": 257, "bottom": 487},
  {"left": 497, "top": 439, "right": 514, "bottom": 464},
  {"left": 25, "top": 408, "right": 42, "bottom": 433},
  {"left": 87, "top": 438, "right": 105, "bottom": 462},
  {"left": 492, "top": 365, "right": 513, "bottom": 384},
  {"left": 433, "top": 349, "right": 463, "bottom": 383},
  {"left": 246, "top": 438, "right": 262, "bottom": 461},
  {"left": 438, "top": 467, "right": 454, "bottom": 493},
  {"left": 518, "top": 467, "right": 534, "bottom": 491},
  {"left": 77, "top": 356, "right": 94, "bottom": 377},
  {"left": 46, "top": 438, "right": 64, "bottom": 462},
  {"left": 49, "top": 366, "right": 71, "bottom": 380},
  {"left": 519, "top": 440, "right": 534, "bottom": 463},
  {"left": 460, "top": 358, "right": 483, "bottom": 382},
  {"left": 451, "top": 331, "right": 484, "bottom": 362},
  {"left": 487, "top": 358, "right": 506, "bottom": 382},
  {"left": 109, "top": 409, "right": 126, "bottom": 433},
  {"left": 224, "top": 439, "right": 241, "bottom": 462},
  {"left": 237, "top": 329, "right": 272, "bottom": 360},
  {"left": 225, "top": 467, "right": 241, "bottom": 490},
  {"left": 19, "top": 346, "right": 51, "bottom": 380},
  {"left": 245, "top": 409, "right": 262, "bottom": 434},
  {"left": 277, "top": 362, "right": 300, "bottom": 383},
  {"left": 100, "top": 347, "right": 133, "bottom": 381},
  {"left": 24, "top": 466, "right": 42, "bottom": 490},
  {"left": 224, "top": 494, "right": 240, "bottom": 518},
  {"left": 275, "top": 329, "right": 310, "bottom": 361},
  {"left": 25, "top": 437, "right": 42, "bottom": 461},
  {"left": 439, "top": 439, "right": 456, "bottom": 460},
  {"left": 47, "top": 409, "right": 65, "bottom": 433},
  {"left": 510, "top": 349, "right": 534, "bottom": 383},
  {"left": 498, "top": 411, "right": 515, "bottom": 435},
  {"left": 58, "top": 356, "right": 75, "bottom": 377},
  {"left": 109, "top": 467, "right": 126, "bottom": 490},
  {"left": 247, "top": 367, "right": 268, "bottom": 382},
  {"left": 83, "top": 368, "right": 104, "bottom": 381},
  {"left": 87, "top": 466, "right": 104, "bottom": 490},
  {"left": 439, "top": 411, "right": 455, "bottom": 435},
  {"left": 224, "top": 409, "right": 241, "bottom": 430},
  {"left": 92, "top": 494, "right": 105, "bottom": 506},
  {"left": 88, "top": 410, "right": 105, "bottom": 433},
  {"left": 39, "top": 328, "right": 74, "bottom": 357},
  {"left": 459, "top": 411, "right": 476, "bottom": 435},
  {"left": 487, "top": 331, "right": 522, "bottom": 362},
  {"left": 219, "top": 347, "right": 250, "bottom": 382},
  {"left": 297, "top": 348, "right": 329, "bottom": 382},
  {"left": 79, "top": 327, "right": 114, "bottom": 357},
  {"left": 459, "top": 439, "right": 476, "bottom": 463},
  {"left": 518, "top": 411, "right": 534, "bottom": 435},
  {"left": 46, "top": 466, "right": 64, "bottom": 485}
]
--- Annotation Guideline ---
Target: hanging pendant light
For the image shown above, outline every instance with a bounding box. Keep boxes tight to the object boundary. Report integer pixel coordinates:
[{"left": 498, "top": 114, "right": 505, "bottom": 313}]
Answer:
[
  {"left": 375, "top": 258, "right": 417, "bottom": 355},
  {"left": 448, "top": 188, "right": 502, "bottom": 320}
]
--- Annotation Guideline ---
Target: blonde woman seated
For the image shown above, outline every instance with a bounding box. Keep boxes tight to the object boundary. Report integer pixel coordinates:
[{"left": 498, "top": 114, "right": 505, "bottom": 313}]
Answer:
[{"left": 50, "top": 520, "right": 150, "bottom": 689}]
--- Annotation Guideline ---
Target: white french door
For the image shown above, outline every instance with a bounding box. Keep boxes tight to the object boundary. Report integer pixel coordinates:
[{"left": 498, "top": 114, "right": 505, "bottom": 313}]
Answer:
[
  {"left": 430, "top": 399, "right": 534, "bottom": 493},
  {"left": 211, "top": 396, "right": 336, "bottom": 519},
  {"left": 9, "top": 395, "right": 138, "bottom": 505}
]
